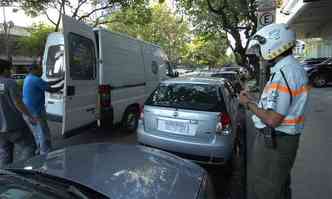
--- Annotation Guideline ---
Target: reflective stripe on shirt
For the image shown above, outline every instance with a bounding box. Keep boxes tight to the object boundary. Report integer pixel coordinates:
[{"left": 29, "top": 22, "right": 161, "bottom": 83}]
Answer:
[{"left": 252, "top": 55, "right": 310, "bottom": 135}]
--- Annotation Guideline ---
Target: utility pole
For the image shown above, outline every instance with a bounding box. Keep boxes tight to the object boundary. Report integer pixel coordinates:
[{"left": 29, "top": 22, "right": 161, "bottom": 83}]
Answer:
[
  {"left": 1, "top": 5, "right": 14, "bottom": 60},
  {"left": 256, "top": 0, "right": 276, "bottom": 93}
]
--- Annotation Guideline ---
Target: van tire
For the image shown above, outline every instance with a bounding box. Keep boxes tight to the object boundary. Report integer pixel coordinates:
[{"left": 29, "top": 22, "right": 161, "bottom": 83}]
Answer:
[
  {"left": 99, "top": 109, "right": 114, "bottom": 130},
  {"left": 122, "top": 106, "right": 139, "bottom": 133},
  {"left": 312, "top": 74, "right": 327, "bottom": 88}
]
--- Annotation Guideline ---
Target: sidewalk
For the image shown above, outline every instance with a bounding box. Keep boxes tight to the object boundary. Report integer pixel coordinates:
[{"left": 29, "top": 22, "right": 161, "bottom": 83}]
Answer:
[{"left": 244, "top": 87, "right": 332, "bottom": 199}]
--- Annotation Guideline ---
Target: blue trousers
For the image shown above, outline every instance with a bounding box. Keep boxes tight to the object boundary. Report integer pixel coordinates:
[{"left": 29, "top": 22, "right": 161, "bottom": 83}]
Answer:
[{"left": 24, "top": 111, "right": 52, "bottom": 155}]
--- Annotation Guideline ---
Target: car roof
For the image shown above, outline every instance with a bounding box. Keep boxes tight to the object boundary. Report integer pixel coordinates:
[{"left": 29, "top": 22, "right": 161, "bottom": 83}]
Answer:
[
  {"left": 8, "top": 143, "right": 205, "bottom": 199},
  {"left": 162, "top": 77, "right": 226, "bottom": 85}
]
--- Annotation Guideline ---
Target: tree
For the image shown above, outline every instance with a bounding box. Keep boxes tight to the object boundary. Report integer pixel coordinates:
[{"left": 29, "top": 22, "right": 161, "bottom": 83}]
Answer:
[
  {"left": 186, "top": 32, "right": 233, "bottom": 67},
  {"left": 177, "top": 0, "right": 257, "bottom": 66},
  {"left": 17, "top": 23, "right": 53, "bottom": 58},
  {"left": 108, "top": 3, "right": 191, "bottom": 64},
  {"left": 9, "top": 0, "right": 149, "bottom": 31}
]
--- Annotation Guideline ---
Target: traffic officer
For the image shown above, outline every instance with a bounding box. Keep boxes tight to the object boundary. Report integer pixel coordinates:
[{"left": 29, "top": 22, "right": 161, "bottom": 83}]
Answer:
[
  {"left": 0, "top": 59, "right": 36, "bottom": 167},
  {"left": 240, "top": 23, "right": 310, "bottom": 199}
]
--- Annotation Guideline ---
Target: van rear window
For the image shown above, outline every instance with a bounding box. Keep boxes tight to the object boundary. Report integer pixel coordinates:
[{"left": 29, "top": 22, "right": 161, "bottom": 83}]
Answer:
[
  {"left": 46, "top": 45, "right": 65, "bottom": 78},
  {"left": 146, "top": 83, "right": 225, "bottom": 112}
]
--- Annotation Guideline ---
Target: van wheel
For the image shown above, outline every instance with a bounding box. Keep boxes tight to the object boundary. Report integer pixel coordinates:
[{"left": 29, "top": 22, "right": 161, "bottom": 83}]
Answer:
[{"left": 122, "top": 107, "right": 139, "bottom": 133}]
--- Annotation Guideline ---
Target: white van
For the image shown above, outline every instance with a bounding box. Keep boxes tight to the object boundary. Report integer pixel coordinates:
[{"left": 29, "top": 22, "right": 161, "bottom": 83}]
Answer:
[{"left": 43, "top": 15, "right": 174, "bottom": 136}]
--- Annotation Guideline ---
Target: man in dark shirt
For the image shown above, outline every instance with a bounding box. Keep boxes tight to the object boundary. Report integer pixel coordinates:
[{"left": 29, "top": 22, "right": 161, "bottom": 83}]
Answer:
[{"left": 0, "top": 59, "right": 36, "bottom": 167}]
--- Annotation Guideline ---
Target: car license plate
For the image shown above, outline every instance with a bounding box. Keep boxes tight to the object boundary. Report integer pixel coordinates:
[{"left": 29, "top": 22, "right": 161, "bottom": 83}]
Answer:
[{"left": 158, "top": 120, "right": 191, "bottom": 135}]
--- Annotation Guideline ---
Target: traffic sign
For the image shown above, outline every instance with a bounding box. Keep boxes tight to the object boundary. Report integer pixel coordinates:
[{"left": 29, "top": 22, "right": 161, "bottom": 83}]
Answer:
[{"left": 258, "top": 11, "right": 276, "bottom": 28}]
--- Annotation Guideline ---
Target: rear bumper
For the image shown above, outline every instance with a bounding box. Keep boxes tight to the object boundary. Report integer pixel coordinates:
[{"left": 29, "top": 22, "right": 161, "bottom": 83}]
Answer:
[{"left": 137, "top": 123, "right": 234, "bottom": 164}]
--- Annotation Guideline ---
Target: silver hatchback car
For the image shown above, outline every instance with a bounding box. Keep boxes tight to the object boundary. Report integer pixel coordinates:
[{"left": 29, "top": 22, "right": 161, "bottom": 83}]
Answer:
[{"left": 138, "top": 77, "right": 239, "bottom": 165}]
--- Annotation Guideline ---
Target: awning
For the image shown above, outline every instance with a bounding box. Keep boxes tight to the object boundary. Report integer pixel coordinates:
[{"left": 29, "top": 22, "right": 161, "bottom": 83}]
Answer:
[{"left": 285, "top": 0, "right": 332, "bottom": 39}]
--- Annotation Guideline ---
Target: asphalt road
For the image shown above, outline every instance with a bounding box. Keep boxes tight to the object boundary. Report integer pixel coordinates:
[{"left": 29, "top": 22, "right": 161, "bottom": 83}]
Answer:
[{"left": 48, "top": 86, "right": 332, "bottom": 199}]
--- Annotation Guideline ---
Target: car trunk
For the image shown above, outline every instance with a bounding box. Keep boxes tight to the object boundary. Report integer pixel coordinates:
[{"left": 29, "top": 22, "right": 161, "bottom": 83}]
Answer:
[
  {"left": 143, "top": 82, "right": 227, "bottom": 144},
  {"left": 143, "top": 105, "right": 219, "bottom": 144}
]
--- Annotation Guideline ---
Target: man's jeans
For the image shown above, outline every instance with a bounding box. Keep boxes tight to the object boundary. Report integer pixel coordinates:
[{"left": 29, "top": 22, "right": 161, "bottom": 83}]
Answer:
[
  {"left": 24, "top": 111, "right": 52, "bottom": 155},
  {"left": 0, "top": 128, "right": 36, "bottom": 167}
]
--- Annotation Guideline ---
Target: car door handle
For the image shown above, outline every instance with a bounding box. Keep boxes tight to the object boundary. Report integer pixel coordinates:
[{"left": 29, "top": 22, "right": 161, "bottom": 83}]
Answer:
[{"left": 67, "top": 86, "right": 75, "bottom": 96}]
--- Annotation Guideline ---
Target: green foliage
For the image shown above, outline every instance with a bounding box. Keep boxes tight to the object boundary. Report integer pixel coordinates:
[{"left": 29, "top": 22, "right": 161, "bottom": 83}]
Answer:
[
  {"left": 108, "top": 3, "right": 190, "bottom": 63},
  {"left": 176, "top": 0, "right": 257, "bottom": 65},
  {"left": 17, "top": 23, "right": 53, "bottom": 57},
  {"left": 14, "top": 0, "right": 149, "bottom": 31},
  {"left": 185, "top": 32, "right": 232, "bottom": 67}
]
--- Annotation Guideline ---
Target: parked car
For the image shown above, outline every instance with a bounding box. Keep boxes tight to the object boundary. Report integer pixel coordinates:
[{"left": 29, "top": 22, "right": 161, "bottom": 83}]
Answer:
[
  {"left": 221, "top": 66, "right": 249, "bottom": 80},
  {"left": 11, "top": 74, "right": 26, "bottom": 90},
  {"left": 304, "top": 57, "right": 332, "bottom": 87},
  {"left": 4, "top": 143, "right": 215, "bottom": 199},
  {"left": 11, "top": 74, "right": 26, "bottom": 80},
  {"left": 211, "top": 71, "right": 243, "bottom": 91},
  {"left": 301, "top": 57, "right": 329, "bottom": 66},
  {"left": 138, "top": 77, "right": 241, "bottom": 165}
]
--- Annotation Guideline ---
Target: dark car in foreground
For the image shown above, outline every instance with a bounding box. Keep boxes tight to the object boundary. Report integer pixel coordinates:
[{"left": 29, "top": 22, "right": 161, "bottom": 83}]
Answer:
[
  {"left": 303, "top": 57, "right": 332, "bottom": 87},
  {"left": 138, "top": 77, "right": 240, "bottom": 165},
  {"left": 4, "top": 143, "right": 214, "bottom": 199}
]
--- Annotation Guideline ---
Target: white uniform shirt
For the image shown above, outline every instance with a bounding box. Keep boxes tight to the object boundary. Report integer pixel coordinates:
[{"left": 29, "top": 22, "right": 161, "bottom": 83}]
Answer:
[{"left": 252, "top": 55, "right": 310, "bottom": 135}]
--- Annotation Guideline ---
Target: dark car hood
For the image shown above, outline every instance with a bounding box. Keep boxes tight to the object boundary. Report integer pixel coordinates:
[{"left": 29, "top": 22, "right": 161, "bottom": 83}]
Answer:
[{"left": 9, "top": 143, "right": 206, "bottom": 199}]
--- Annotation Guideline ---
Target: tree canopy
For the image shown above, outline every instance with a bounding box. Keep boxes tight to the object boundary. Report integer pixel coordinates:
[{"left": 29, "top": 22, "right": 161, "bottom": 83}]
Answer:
[
  {"left": 108, "top": 3, "right": 191, "bottom": 64},
  {"left": 5, "top": 0, "right": 149, "bottom": 31},
  {"left": 107, "top": 2, "right": 232, "bottom": 66},
  {"left": 176, "top": 0, "right": 257, "bottom": 66},
  {"left": 17, "top": 23, "right": 53, "bottom": 58}
]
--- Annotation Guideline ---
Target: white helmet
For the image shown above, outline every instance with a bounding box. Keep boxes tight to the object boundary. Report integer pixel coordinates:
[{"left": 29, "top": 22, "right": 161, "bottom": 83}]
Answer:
[{"left": 247, "top": 23, "right": 296, "bottom": 60}]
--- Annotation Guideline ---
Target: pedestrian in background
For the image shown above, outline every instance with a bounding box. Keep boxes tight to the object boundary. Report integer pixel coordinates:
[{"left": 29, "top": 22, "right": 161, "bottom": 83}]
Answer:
[
  {"left": 240, "top": 24, "right": 310, "bottom": 199},
  {"left": 0, "top": 59, "right": 36, "bottom": 167},
  {"left": 23, "top": 64, "right": 63, "bottom": 155}
]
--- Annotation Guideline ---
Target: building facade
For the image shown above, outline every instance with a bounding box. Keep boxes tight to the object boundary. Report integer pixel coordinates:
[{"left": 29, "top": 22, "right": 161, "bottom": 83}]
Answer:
[
  {"left": 277, "top": 0, "right": 332, "bottom": 60},
  {"left": 0, "top": 23, "right": 35, "bottom": 73}
]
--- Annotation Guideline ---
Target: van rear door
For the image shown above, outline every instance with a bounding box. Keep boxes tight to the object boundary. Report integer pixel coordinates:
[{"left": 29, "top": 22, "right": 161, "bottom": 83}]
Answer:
[{"left": 62, "top": 15, "right": 98, "bottom": 135}]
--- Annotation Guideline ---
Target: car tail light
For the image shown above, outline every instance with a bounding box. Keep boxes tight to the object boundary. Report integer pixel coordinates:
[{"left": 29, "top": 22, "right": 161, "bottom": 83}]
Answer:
[
  {"left": 216, "top": 112, "right": 231, "bottom": 135},
  {"left": 99, "top": 85, "right": 111, "bottom": 108},
  {"left": 139, "top": 105, "right": 144, "bottom": 120}
]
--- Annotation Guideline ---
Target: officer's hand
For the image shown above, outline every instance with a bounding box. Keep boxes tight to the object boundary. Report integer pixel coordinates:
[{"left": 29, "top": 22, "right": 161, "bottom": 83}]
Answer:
[{"left": 239, "top": 90, "right": 250, "bottom": 105}]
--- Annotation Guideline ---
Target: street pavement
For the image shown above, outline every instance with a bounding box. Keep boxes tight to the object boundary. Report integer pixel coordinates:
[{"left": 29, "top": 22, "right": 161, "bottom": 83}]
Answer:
[
  {"left": 47, "top": 86, "right": 332, "bottom": 199},
  {"left": 291, "top": 86, "right": 332, "bottom": 199},
  {"left": 245, "top": 86, "right": 332, "bottom": 199}
]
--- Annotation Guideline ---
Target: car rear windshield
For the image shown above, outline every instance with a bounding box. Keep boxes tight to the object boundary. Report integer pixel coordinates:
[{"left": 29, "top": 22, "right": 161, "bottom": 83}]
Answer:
[{"left": 146, "top": 83, "right": 225, "bottom": 112}]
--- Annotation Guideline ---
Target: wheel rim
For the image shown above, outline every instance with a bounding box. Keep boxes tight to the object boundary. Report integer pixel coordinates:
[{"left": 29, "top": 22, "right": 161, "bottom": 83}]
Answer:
[
  {"left": 314, "top": 76, "right": 326, "bottom": 87},
  {"left": 126, "top": 113, "right": 137, "bottom": 130}
]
